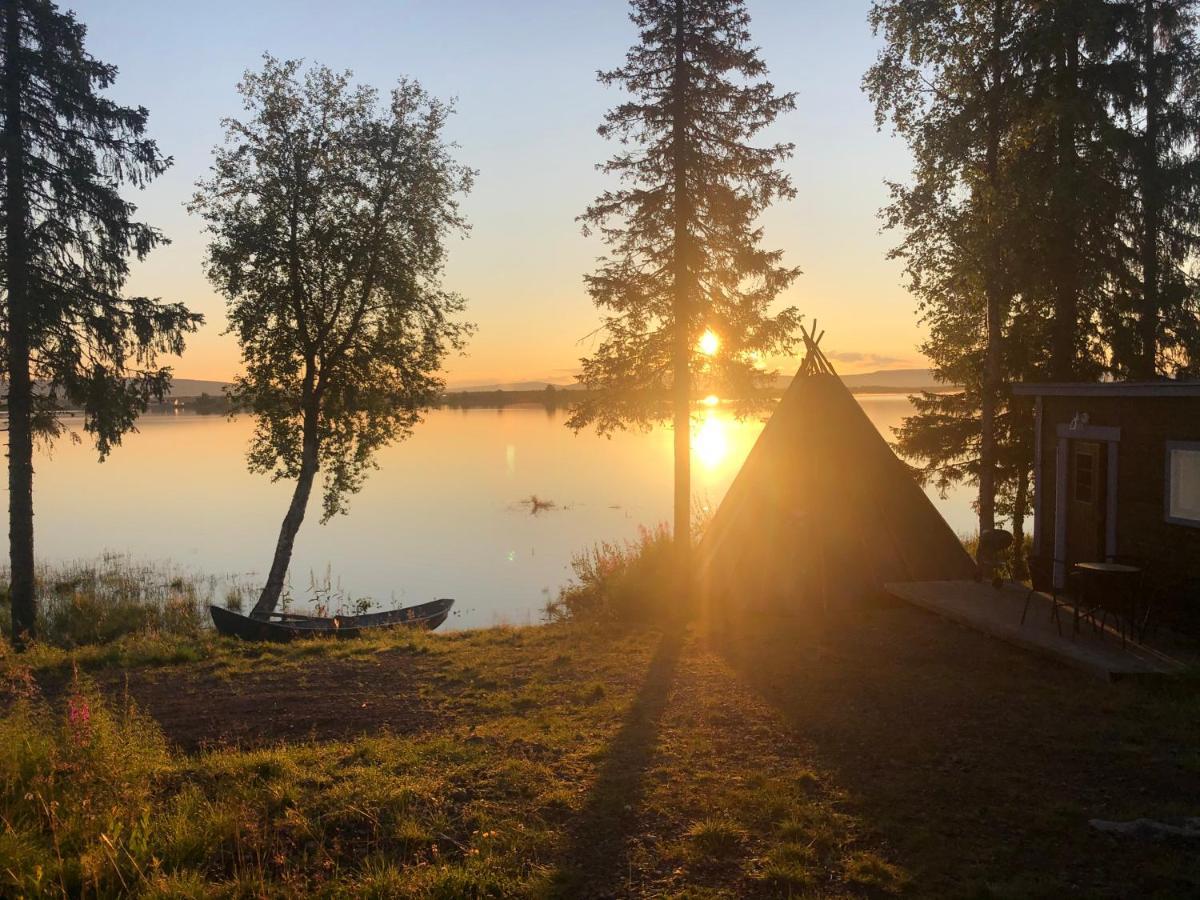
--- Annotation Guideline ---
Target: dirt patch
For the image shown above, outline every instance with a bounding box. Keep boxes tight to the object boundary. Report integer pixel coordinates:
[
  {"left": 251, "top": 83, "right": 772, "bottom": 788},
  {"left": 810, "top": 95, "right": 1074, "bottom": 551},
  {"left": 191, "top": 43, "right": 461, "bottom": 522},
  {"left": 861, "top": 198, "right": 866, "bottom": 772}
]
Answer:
[{"left": 19, "top": 649, "right": 447, "bottom": 752}]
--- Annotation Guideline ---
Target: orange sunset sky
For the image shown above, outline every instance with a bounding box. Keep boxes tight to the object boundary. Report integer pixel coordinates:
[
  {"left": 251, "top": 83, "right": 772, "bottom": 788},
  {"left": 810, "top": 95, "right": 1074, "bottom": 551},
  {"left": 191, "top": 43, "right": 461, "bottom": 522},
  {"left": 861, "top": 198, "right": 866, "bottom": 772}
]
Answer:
[{"left": 73, "top": 0, "right": 926, "bottom": 387}]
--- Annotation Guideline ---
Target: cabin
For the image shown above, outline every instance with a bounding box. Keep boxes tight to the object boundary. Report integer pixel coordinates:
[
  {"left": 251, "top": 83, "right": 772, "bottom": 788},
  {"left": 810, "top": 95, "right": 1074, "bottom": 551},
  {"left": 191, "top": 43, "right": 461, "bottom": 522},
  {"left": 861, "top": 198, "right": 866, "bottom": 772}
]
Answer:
[{"left": 1012, "top": 381, "right": 1200, "bottom": 632}]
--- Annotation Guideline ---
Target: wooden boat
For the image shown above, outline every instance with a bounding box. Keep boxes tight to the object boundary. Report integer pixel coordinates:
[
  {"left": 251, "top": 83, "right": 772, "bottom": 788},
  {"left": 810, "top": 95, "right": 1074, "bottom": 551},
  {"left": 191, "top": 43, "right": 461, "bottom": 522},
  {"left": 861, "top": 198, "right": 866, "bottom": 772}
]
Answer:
[{"left": 209, "top": 598, "right": 454, "bottom": 642}]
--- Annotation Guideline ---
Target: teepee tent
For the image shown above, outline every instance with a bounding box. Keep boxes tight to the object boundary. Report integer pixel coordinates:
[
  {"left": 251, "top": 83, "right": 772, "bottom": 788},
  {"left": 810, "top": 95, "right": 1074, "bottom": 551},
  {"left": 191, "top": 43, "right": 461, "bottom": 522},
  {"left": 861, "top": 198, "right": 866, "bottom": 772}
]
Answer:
[{"left": 699, "top": 327, "right": 977, "bottom": 613}]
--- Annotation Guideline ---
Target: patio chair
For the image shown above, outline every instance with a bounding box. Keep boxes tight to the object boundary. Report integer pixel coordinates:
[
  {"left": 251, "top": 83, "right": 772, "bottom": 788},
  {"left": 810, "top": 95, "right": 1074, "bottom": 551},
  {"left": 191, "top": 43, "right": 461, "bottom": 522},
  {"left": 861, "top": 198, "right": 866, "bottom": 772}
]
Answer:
[{"left": 1021, "top": 553, "right": 1071, "bottom": 636}]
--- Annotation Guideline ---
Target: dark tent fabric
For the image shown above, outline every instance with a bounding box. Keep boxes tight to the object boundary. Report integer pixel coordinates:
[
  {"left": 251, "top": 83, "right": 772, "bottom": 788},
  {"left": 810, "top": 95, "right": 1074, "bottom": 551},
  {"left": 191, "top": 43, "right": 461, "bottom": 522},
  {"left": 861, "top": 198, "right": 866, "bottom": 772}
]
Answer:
[{"left": 698, "top": 367, "right": 977, "bottom": 612}]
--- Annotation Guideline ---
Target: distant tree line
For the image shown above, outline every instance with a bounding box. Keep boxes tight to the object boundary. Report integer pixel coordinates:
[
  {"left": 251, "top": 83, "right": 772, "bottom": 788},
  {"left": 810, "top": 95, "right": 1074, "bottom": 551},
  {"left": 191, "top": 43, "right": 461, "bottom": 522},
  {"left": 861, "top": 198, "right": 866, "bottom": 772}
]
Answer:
[{"left": 867, "top": 0, "right": 1200, "bottom": 571}]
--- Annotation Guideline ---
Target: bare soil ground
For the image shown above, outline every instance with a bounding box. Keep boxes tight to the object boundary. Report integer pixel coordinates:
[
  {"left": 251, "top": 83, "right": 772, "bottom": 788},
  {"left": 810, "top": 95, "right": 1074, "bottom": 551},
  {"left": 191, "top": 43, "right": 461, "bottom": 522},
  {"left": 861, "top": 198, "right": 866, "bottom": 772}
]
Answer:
[{"left": 19, "top": 648, "right": 446, "bottom": 751}]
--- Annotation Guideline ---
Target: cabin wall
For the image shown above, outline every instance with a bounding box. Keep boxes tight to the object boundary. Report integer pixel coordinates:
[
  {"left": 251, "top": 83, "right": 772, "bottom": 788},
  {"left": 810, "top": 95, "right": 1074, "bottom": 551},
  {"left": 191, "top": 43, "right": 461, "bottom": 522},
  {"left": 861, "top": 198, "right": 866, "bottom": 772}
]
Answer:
[{"left": 1037, "top": 395, "right": 1200, "bottom": 632}]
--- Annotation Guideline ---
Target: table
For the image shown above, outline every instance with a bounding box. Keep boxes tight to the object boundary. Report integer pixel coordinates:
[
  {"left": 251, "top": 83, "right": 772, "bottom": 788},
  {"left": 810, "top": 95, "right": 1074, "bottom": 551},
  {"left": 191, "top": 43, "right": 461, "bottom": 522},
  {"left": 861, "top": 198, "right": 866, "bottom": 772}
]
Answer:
[{"left": 1071, "top": 562, "right": 1143, "bottom": 645}]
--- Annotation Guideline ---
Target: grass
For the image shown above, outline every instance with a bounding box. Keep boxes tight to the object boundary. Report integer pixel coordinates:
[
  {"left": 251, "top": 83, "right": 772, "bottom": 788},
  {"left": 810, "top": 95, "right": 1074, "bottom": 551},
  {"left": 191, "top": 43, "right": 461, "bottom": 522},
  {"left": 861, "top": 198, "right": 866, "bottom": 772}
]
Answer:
[
  {"left": 1, "top": 563, "right": 1198, "bottom": 896},
  {"left": 0, "top": 556, "right": 249, "bottom": 650},
  {"left": 960, "top": 531, "right": 1034, "bottom": 581},
  {"left": 0, "top": 619, "right": 896, "bottom": 897}
]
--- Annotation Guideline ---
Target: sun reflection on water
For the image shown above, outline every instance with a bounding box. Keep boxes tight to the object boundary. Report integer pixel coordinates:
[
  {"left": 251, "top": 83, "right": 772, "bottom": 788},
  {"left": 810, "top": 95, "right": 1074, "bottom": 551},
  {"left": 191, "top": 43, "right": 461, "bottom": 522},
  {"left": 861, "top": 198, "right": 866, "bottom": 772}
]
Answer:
[{"left": 688, "top": 406, "right": 767, "bottom": 478}]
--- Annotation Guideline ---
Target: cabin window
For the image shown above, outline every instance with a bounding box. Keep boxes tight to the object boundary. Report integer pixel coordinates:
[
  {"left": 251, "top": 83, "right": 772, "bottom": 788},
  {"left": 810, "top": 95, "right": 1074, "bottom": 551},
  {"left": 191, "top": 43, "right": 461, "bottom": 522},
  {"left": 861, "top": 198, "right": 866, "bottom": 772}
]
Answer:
[
  {"left": 1074, "top": 450, "right": 1095, "bottom": 504},
  {"left": 1166, "top": 442, "right": 1200, "bottom": 527}
]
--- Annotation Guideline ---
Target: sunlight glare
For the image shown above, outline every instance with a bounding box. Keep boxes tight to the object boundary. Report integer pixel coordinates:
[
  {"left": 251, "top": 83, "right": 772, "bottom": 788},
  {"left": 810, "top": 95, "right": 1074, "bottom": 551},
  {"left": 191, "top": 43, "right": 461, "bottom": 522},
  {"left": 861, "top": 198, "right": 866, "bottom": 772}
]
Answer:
[
  {"left": 702, "top": 394, "right": 719, "bottom": 407},
  {"left": 693, "top": 411, "right": 729, "bottom": 470},
  {"left": 698, "top": 329, "right": 720, "bottom": 356}
]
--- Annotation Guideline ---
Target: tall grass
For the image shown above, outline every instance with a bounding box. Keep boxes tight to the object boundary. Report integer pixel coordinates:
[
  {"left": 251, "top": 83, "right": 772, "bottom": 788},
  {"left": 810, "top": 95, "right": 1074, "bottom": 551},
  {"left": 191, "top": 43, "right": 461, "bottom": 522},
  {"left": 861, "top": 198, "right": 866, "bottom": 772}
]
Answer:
[
  {"left": 0, "top": 556, "right": 219, "bottom": 648},
  {"left": 544, "top": 523, "right": 680, "bottom": 624},
  {"left": 0, "top": 671, "right": 173, "bottom": 895},
  {"left": 0, "top": 557, "right": 382, "bottom": 651}
]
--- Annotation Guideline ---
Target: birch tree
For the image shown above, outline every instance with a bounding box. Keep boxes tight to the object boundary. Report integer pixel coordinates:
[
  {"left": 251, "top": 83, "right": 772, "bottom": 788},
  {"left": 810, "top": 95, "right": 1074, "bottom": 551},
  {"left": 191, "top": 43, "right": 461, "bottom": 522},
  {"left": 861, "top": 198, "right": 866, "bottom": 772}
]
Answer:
[{"left": 192, "top": 58, "right": 473, "bottom": 618}]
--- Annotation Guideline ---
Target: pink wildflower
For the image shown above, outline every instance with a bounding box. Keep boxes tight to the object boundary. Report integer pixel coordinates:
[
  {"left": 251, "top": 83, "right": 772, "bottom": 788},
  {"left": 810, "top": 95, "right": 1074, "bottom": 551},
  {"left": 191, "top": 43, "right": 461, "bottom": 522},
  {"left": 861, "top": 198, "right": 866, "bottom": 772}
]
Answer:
[{"left": 67, "top": 695, "right": 92, "bottom": 746}]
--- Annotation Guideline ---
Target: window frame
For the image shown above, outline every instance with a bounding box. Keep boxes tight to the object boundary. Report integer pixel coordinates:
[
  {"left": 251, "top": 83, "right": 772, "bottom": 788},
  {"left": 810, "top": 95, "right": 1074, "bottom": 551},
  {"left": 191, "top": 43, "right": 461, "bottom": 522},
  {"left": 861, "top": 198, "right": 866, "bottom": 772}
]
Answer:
[{"left": 1165, "top": 440, "right": 1200, "bottom": 528}]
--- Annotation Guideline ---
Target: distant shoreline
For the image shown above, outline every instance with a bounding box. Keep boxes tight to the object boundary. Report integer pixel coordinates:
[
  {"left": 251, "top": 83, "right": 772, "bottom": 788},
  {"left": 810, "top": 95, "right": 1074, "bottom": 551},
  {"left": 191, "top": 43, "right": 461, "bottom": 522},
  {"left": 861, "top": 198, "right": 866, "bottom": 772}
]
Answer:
[
  {"left": 437, "top": 384, "right": 959, "bottom": 410},
  {"left": 2, "top": 384, "right": 960, "bottom": 417}
]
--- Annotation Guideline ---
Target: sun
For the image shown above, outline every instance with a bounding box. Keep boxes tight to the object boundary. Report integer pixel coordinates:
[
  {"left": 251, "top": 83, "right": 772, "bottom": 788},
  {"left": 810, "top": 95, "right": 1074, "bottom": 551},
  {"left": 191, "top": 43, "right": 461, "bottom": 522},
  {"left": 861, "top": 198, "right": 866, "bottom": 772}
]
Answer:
[{"left": 698, "top": 329, "right": 720, "bottom": 356}]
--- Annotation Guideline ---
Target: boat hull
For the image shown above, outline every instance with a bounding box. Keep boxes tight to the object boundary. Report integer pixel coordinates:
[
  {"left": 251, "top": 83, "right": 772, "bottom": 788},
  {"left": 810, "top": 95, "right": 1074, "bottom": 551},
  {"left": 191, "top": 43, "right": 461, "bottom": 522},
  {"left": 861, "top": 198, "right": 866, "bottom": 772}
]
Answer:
[{"left": 209, "top": 598, "right": 454, "bottom": 642}]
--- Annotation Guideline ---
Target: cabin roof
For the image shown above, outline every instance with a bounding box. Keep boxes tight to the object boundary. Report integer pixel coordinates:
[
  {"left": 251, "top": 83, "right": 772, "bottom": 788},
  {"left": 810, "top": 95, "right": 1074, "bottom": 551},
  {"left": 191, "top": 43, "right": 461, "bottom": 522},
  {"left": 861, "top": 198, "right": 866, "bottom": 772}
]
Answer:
[{"left": 1012, "top": 381, "right": 1200, "bottom": 398}]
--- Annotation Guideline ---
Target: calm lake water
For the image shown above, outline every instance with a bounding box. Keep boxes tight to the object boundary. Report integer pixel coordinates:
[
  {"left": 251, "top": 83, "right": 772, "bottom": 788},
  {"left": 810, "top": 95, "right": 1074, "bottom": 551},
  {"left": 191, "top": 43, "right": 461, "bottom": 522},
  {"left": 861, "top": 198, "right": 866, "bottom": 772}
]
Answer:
[{"left": 7, "top": 396, "right": 973, "bottom": 629}]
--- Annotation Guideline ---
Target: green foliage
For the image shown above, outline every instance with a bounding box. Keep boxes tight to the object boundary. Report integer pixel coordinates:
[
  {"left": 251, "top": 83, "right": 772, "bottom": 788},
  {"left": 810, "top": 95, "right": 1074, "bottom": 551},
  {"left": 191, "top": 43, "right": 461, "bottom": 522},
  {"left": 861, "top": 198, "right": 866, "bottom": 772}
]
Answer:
[
  {"left": 1104, "top": 0, "right": 1200, "bottom": 378},
  {"left": 0, "top": 0, "right": 203, "bottom": 453},
  {"left": 543, "top": 524, "right": 680, "bottom": 624},
  {"left": 190, "top": 56, "right": 474, "bottom": 523},
  {"left": 569, "top": 0, "right": 801, "bottom": 433},
  {"left": 867, "top": 0, "right": 1200, "bottom": 539}
]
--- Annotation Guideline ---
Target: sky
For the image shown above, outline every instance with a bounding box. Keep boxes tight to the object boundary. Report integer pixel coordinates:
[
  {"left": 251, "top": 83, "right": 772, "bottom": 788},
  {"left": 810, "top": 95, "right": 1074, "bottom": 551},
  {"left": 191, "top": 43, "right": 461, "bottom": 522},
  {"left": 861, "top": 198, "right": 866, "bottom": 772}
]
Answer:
[{"left": 69, "top": 0, "right": 923, "bottom": 387}]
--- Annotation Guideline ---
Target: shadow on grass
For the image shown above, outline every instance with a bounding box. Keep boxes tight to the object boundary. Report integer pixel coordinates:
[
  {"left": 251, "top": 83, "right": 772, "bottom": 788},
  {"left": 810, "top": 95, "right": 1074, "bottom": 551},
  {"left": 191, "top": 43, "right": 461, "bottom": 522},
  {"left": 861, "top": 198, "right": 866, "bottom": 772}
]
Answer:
[
  {"left": 705, "top": 598, "right": 1200, "bottom": 898},
  {"left": 550, "top": 621, "right": 685, "bottom": 898}
]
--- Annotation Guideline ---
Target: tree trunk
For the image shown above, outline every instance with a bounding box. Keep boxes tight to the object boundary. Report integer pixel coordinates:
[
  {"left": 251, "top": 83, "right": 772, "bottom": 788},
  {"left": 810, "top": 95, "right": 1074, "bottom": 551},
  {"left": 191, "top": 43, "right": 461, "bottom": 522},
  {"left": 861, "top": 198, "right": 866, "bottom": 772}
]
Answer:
[
  {"left": 251, "top": 401, "right": 320, "bottom": 619},
  {"left": 978, "top": 0, "right": 1007, "bottom": 539},
  {"left": 670, "top": 0, "right": 692, "bottom": 597},
  {"left": 3, "top": 2, "right": 36, "bottom": 647},
  {"left": 1051, "top": 10, "right": 1081, "bottom": 381},
  {"left": 1137, "top": 0, "right": 1160, "bottom": 379},
  {"left": 1011, "top": 463, "right": 1029, "bottom": 582}
]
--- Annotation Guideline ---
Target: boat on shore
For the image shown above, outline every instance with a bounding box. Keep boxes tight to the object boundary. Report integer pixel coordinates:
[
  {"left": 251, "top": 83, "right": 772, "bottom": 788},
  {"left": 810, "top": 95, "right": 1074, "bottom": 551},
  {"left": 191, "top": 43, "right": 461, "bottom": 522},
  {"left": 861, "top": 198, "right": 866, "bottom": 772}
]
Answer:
[{"left": 209, "top": 598, "right": 454, "bottom": 642}]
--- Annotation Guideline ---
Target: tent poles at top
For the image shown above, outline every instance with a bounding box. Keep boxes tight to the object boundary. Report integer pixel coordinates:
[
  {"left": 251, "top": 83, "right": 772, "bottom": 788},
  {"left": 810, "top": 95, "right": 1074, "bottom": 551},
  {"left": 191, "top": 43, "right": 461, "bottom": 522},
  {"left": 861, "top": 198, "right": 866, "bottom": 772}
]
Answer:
[{"left": 799, "top": 320, "right": 838, "bottom": 377}]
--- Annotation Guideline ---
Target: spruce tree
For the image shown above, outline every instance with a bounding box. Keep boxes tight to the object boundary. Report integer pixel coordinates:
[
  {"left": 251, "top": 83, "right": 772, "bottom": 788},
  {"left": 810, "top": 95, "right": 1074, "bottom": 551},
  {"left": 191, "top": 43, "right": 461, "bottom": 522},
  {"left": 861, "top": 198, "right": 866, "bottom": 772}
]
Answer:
[
  {"left": 1108, "top": 0, "right": 1200, "bottom": 377},
  {"left": 570, "top": 0, "right": 801, "bottom": 587},
  {"left": 1022, "top": 0, "right": 1125, "bottom": 382},
  {"left": 866, "top": 0, "right": 1032, "bottom": 542},
  {"left": 1, "top": 0, "right": 201, "bottom": 645}
]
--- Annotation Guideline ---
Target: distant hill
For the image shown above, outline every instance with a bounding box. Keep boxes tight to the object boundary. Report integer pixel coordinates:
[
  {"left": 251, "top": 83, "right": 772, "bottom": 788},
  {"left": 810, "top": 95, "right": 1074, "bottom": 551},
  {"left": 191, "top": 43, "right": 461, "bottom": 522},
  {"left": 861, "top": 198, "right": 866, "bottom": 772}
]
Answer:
[
  {"left": 839, "top": 368, "right": 947, "bottom": 391},
  {"left": 167, "top": 379, "right": 232, "bottom": 398},
  {"left": 450, "top": 380, "right": 585, "bottom": 393},
  {"left": 768, "top": 368, "right": 949, "bottom": 392}
]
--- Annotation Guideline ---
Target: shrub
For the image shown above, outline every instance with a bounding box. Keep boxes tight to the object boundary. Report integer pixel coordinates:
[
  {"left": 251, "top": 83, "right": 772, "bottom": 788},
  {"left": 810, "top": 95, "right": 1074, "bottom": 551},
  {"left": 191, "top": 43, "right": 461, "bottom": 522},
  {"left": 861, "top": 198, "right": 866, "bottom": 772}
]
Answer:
[
  {"left": 543, "top": 523, "right": 681, "bottom": 624},
  {"left": 961, "top": 531, "right": 1034, "bottom": 582}
]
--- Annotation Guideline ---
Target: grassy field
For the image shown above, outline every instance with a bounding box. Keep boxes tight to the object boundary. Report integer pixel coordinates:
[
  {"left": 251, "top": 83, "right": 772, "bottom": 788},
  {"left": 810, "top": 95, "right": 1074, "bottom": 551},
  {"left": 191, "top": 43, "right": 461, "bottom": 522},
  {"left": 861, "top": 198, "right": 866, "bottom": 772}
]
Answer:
[{"left": 2, "top": 594, "right": 1198, "bottom": 897}]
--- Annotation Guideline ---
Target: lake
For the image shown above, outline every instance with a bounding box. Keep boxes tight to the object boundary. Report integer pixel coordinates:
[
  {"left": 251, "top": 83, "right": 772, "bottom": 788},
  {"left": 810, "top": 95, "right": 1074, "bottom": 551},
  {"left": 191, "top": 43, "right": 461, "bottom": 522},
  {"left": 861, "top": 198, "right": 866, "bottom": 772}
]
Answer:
[{"left": 7, "top": 396, "right": 973, "bottom": 629}]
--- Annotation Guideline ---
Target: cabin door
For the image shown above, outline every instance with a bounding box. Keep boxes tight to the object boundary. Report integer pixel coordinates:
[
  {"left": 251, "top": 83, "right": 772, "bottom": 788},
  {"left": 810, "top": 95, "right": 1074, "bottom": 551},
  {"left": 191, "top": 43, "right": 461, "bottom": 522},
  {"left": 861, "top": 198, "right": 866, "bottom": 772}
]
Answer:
[{"left": 1065, "top": 440, "right": 1107, "bottom": 566}]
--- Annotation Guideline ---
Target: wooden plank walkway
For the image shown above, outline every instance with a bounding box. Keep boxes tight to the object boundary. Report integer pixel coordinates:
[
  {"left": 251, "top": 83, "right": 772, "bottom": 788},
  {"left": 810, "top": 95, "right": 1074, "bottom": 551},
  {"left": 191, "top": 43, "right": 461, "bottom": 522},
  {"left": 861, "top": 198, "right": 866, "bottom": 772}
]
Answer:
[{"left": 885, "top": 580, "right": 1191, "bottom": 681}]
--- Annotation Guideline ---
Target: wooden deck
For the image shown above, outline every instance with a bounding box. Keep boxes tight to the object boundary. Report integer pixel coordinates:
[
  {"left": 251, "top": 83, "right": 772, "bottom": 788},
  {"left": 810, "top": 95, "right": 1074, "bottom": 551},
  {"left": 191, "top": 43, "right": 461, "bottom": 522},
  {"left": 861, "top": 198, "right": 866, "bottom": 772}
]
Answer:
[{"left": 885, "top": 580, "right": 1191, "bottom": 680}]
